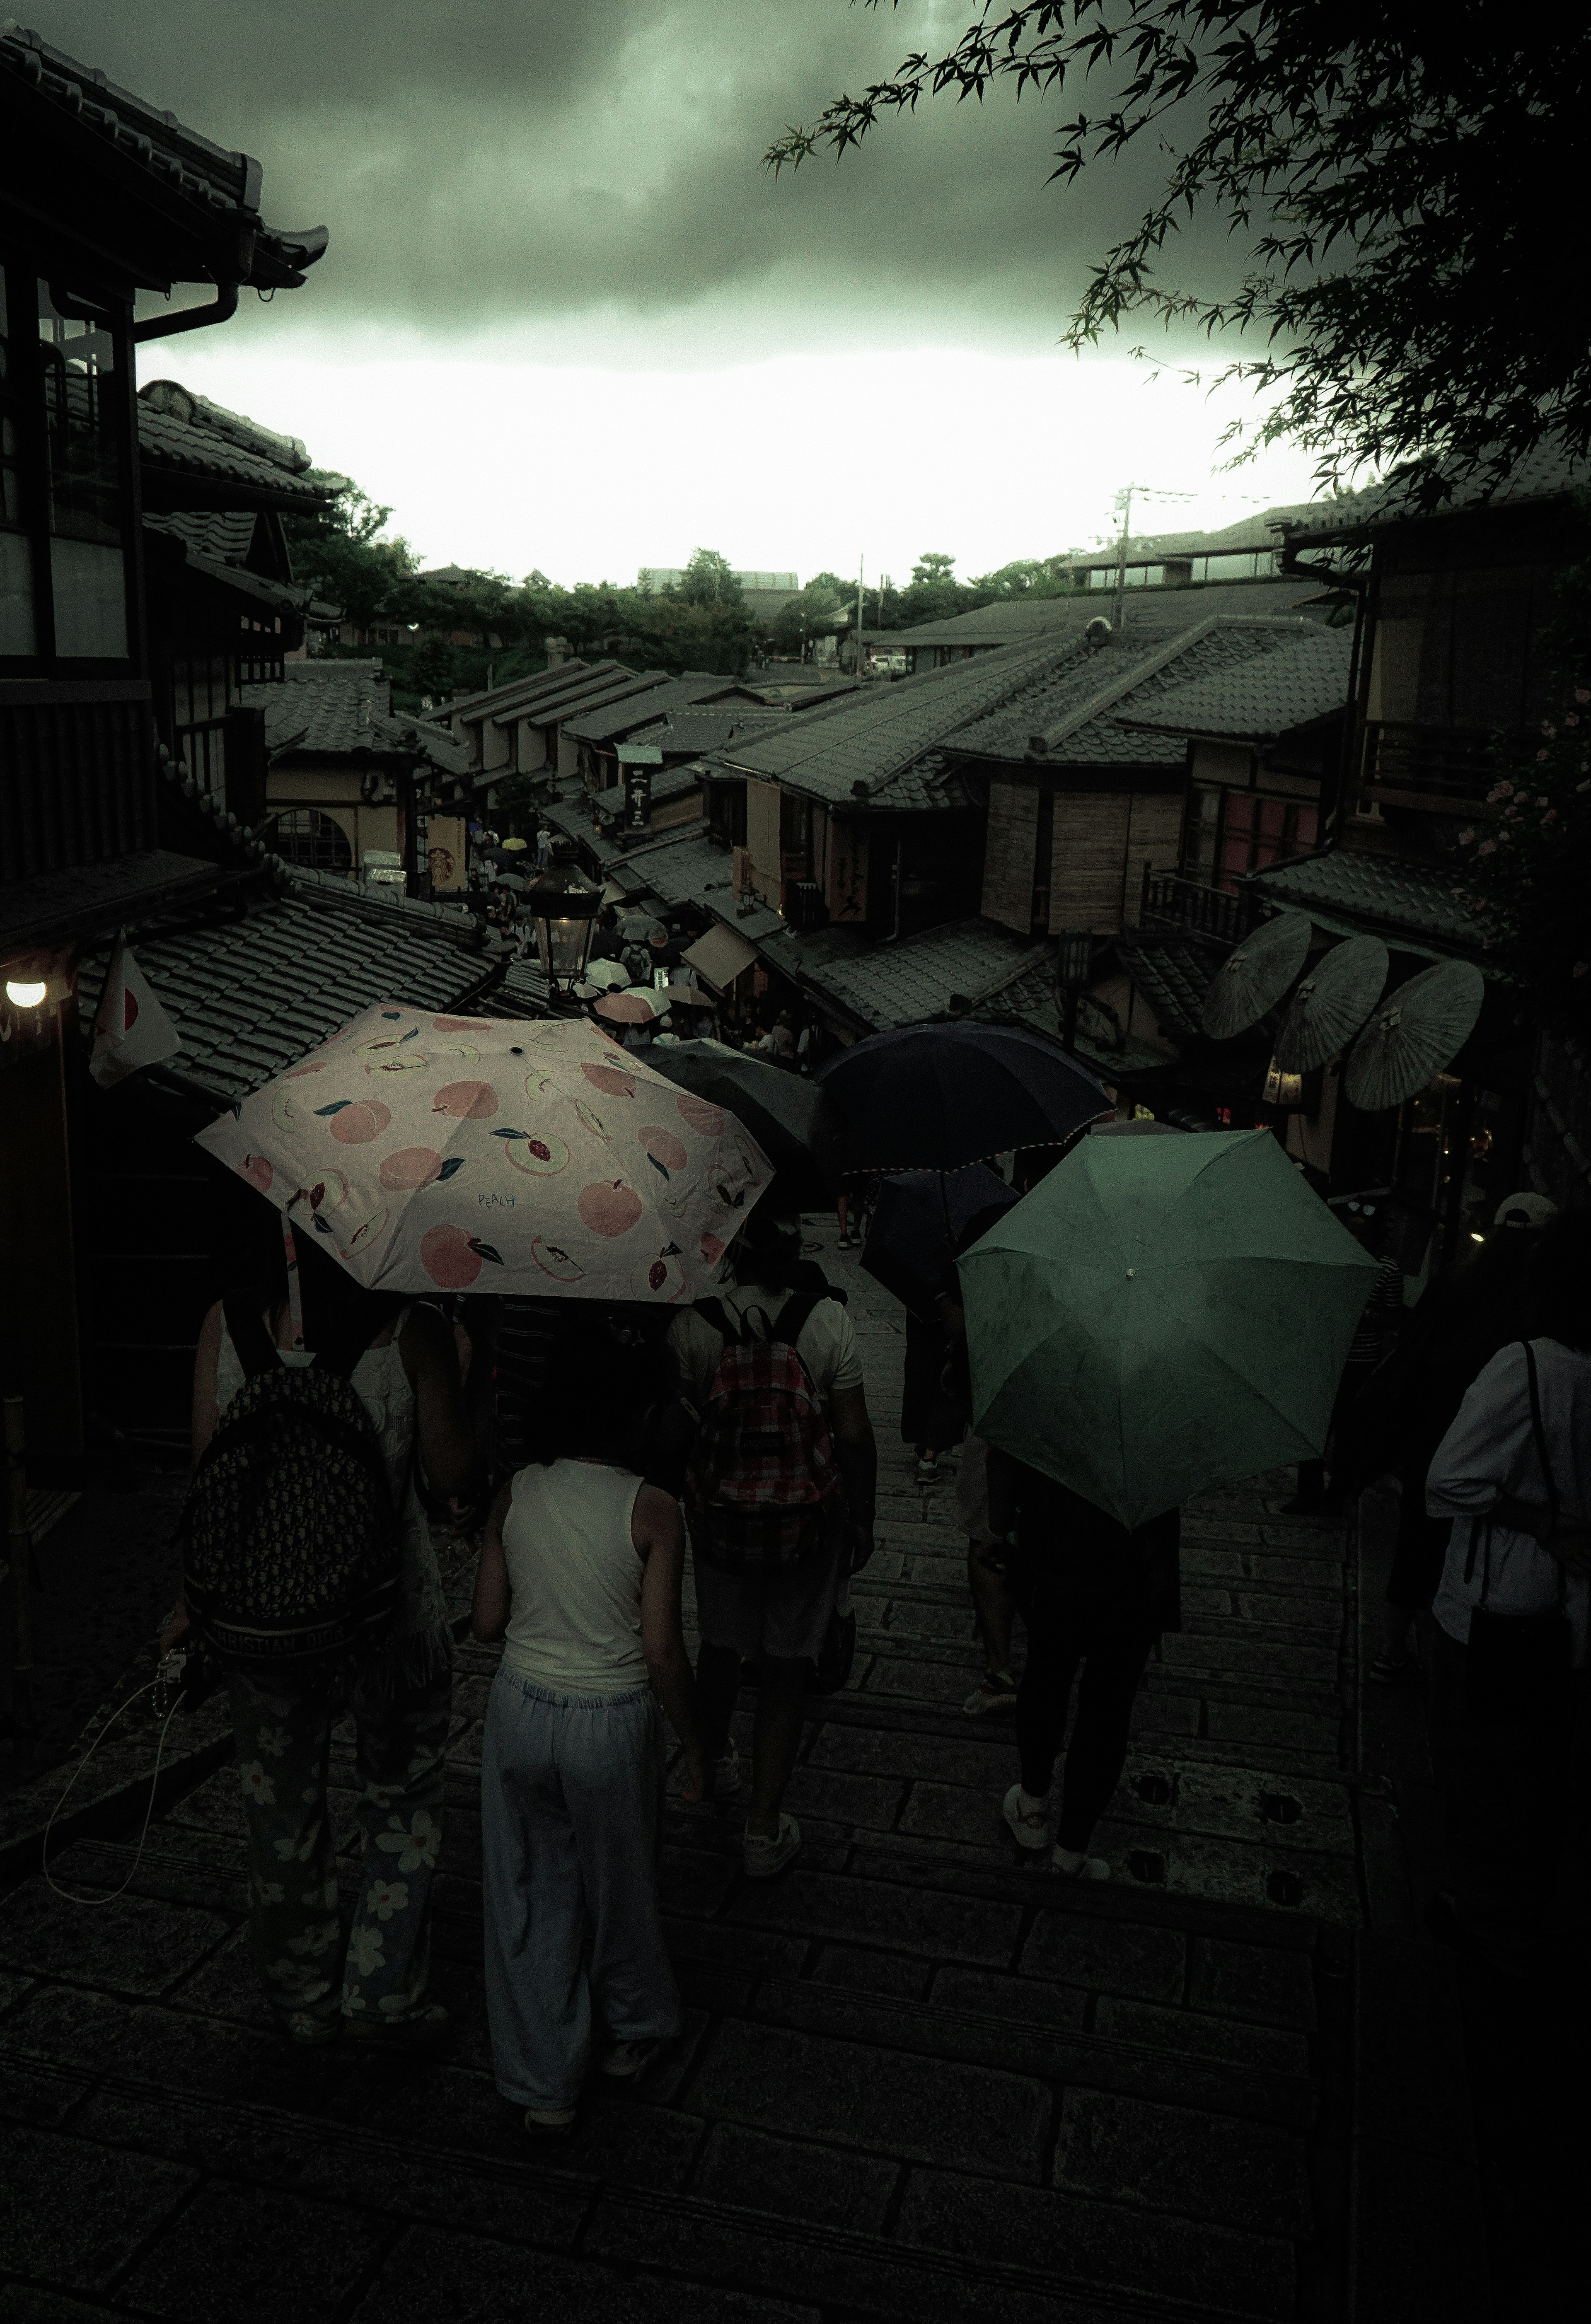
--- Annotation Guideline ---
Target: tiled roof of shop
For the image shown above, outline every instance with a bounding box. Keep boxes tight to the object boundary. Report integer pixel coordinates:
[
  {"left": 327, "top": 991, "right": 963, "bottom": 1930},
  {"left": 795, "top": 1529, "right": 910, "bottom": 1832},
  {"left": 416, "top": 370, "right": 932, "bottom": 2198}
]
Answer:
[
  {"left": 890, "top": 577, "right": 1333, "bottom": 650},
  {"left": 138, "top": 383, "right": 334, "bottom": 511},
  {"left": 0, "top": 24, "right": 329, "bottom": 291},
  {"left": 144, "top": 510, "right": 260, "bottom": 565},
  {"left": 563, "top": 675, "right": 766, "bottom": 745},
  {"left": 1250, "top": 848, "right": 1484, "bottom": 953},
  {"left": 629, "top": 707, "right": 787, "bottom": 756},
  {"left": 954, "top": 618, "right": 1324, "bottom": 764},
  {"left": 442, "top": 660, "right": 594, "bottom": 721},
  {"left": 718, "top": 638, "right": 1067, "bottom": 804},
  {"left": 591, "top": 766, "right": 706, "bottom": 817},
  {"left": 1117, "top": 624, "right": 1354, "bottom": 743},
  {"left": 74, "top": 881, "right": 498, "bottom": 1103},
  {"left": 494, "top": 667, "right": 671, "bottom": 731},
  {"left": 1281, "top": 443, "right": 1589, "bottom": 547},
  {"left": 620, "top": 828, "right": 784, "bottom": 939},
  {"left": 794, "top": 916, "right": 1049, "bottom": 1032},
  {"left": 241, "top": 673, "right": 467, "bottom": 772},
  {"left": 1115, "top": 930, "right": 1231, "bottom": 1042}
]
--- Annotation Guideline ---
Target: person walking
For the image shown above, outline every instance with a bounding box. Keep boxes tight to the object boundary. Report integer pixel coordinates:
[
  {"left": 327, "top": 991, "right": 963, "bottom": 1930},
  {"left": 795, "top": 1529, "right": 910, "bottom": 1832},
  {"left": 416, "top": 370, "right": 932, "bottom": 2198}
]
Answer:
[
  {"left": 171, "top": 1225, "right": 474, "bottom": 2049},
  {"left": 1421, "top": 1210, "right": 1591, "bottom": 1964},
  {"left": 471, "top": 1319, "right": 706, "bottom": 2132},
  {"left": 668, "top": 1204, "right": 877, "bottom": 1876},
  {"left": 988, "top": 1449, "right": 1180, "bottom": 1877},
  {"left": 1337, "top": 1190, "right": 1557, "bottom": 1679}
]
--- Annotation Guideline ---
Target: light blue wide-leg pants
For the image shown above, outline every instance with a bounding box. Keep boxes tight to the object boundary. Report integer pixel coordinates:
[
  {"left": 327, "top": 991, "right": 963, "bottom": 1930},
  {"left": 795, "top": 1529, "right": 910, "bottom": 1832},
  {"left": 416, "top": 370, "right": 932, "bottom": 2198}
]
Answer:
[{"left": 481, "top": 1668, "right": 681, "bottom": 2109}]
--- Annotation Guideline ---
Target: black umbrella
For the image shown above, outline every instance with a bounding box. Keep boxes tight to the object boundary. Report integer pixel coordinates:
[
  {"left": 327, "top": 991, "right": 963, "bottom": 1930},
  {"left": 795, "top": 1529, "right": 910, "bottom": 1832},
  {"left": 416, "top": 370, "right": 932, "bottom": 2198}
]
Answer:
[
  {"left": 816, "top": 1022, "right": 1109, "bottom": 1174},
  {"left": 645, "top": 1038, "right": 850, "bottom": 1208},
  {"left": 861, "top": 1164, "right": 1020, "bottom": 1323}
]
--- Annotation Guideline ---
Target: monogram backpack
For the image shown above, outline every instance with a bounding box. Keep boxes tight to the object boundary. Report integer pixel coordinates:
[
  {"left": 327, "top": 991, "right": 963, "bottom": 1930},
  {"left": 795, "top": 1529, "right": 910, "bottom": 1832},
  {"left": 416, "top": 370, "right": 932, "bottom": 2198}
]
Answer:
[{"left": 178, "top": 1292, "right": 401, "bottom": 1684}]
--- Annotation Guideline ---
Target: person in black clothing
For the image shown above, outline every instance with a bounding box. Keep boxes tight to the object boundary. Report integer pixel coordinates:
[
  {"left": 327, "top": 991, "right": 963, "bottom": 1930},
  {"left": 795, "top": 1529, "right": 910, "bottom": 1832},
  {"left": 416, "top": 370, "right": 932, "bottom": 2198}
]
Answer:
[
  {"left": 987, "top": 1450, "right": 1180, "bottom": 1877},
  {"left": 1284, "top": 1196, "right": 1405, "bottom": 1515}
]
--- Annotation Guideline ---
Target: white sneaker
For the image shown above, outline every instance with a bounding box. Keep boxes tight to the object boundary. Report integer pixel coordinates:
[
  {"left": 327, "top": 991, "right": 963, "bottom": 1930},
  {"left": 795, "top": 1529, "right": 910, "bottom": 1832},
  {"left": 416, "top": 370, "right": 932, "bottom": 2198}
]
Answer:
[
  {"left": 742, "top": 1812, "right": 801, "bottom": 1878},
  {"left": 713, "top": 1743, "right": 743, "bottom": 1800},
  {"left": 1053, "top": 1846, "right": 1110, "bottom": 1880},
  {"left": 1002, "top": 1783, "right": 1050, "bottom": 1853},
  {"left": 963, "top": 1672, "right": 1018, "bottom": 1718}
]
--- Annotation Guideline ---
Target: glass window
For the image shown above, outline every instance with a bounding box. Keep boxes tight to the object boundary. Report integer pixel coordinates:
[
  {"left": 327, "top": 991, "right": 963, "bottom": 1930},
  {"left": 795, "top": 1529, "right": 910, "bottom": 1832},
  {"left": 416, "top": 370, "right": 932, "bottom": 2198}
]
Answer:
[
  {"left": 274, "top": 809, "right": 353, "bottom": 872},
  {"left": 0, "top": 271, "right": 38, "bottom": 656},
  {"left": 37, "top": 283, "right": 128, "bottom": 660}
]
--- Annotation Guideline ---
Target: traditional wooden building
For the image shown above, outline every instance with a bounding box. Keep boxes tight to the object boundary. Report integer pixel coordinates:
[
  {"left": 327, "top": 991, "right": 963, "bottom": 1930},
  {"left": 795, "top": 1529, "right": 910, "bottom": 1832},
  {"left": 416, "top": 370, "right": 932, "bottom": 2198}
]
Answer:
[{"left": 0, "top": 22, "right": 326, "bottom": 1479}]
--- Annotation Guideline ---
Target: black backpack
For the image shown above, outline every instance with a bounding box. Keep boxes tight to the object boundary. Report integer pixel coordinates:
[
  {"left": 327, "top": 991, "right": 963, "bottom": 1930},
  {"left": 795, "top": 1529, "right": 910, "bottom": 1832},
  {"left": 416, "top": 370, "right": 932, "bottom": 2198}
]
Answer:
[{"left": 178, "top": 1292, "right": 401, "bottom": 1686}]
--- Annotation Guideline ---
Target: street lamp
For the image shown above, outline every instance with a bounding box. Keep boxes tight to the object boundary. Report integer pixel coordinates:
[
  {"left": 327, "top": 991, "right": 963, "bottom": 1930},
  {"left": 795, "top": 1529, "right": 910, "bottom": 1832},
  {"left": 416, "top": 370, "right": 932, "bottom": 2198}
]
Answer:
[
  {"left": 1055, "top": 928, "right": 1094, "bottom": 1053},
  {"left": 526, "top": 866, "right": 601, "bottom": 997}
]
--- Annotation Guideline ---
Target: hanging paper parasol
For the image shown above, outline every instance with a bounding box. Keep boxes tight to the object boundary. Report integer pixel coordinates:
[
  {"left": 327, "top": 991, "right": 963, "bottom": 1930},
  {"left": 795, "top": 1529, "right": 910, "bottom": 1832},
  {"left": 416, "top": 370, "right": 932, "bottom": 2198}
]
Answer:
[
  {"left": 1201, "top": 912, "right": 1313, "bottom": 1040},
  {"left": 194, "top": 1005, "right": 771, "bottom": 1302},
  {"left": 1273, "top": 935, "right": 1389, "bottom": 1073},
  {"left": 1342, "top": 961, "right": 1485, "bottom": 1111}
]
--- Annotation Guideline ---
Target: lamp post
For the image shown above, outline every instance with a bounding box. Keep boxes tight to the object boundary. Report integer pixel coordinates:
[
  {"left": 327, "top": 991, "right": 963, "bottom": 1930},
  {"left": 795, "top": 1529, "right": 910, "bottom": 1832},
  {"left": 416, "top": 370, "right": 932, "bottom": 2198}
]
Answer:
[
  {"left": 525, "top": 866, "right": 601, "bottom": 1008},
  {"left": 1055, "top": 927, "right": 1094, "bottom": 1053}
]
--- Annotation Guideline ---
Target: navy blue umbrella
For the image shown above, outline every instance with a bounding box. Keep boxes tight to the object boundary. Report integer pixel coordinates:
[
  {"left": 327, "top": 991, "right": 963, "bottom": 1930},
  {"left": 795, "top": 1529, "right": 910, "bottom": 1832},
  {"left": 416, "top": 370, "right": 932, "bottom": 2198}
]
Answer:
[
  {"left": 817, "top": 1022, "right": 1110, "bottom": 1175},
  {"left": 861, "top": 1164, "right": 1020, "bottom": 1322}
]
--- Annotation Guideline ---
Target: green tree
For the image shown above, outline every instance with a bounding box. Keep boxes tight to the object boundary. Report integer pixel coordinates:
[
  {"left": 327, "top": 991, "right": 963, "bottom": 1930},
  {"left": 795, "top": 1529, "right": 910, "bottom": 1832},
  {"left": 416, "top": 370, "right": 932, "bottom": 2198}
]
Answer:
[
  {"left": 769, "top": 573, "right": 851, "bottom": 655},
  {"left": 766, "top": 5, "right": 1591, "bottom": 502},
  {"left": 282, "top": 477, "right": 416, "bottom": 631},
  {"left": 670, "top": 548, "right": 745, "bottom": 608}
]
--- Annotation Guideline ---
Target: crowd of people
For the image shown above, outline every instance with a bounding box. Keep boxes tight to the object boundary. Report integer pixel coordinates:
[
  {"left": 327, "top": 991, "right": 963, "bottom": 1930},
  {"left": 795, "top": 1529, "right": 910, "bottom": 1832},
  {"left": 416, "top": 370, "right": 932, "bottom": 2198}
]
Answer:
[{"left": 163, "top": 1138, "right": 1590, "bottom": 2129}]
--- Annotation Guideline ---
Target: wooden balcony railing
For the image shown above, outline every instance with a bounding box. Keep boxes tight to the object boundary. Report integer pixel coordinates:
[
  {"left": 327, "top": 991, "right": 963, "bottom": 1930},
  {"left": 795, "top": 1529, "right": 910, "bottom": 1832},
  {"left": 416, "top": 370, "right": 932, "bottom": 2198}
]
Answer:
[
  {"left": 1356, "top": 721, "right": 1503, "bottom": 817},
  {"left": 1138, "top": 870, "right": 1255, "bottom": 945}
]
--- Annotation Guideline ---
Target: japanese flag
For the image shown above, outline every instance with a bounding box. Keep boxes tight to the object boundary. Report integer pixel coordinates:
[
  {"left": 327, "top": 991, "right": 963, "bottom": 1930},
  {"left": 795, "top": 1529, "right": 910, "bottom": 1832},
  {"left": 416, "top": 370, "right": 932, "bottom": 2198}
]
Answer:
[{"left": 89, "top": 938, "right": 181, "bottom": 1088}]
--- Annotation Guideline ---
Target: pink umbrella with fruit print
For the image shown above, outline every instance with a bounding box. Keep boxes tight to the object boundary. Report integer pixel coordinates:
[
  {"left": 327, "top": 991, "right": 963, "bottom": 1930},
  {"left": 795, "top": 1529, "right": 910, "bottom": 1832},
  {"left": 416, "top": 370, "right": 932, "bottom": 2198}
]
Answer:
[{"left": 194, "top": 1003, "right": 773, "bottom": 1303}]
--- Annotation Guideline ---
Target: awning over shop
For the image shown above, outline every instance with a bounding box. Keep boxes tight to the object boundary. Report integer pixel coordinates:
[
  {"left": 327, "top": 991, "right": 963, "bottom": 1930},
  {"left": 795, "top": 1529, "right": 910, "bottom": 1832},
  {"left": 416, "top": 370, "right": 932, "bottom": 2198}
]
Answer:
[{"left": 683, "top": 923, "right": 758, "bottom": 991}]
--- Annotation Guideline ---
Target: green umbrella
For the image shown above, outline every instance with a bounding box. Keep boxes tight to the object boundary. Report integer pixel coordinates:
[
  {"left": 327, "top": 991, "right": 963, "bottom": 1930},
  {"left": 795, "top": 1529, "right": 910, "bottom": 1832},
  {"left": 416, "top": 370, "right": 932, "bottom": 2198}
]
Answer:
[{"left": 958, "top": 1129, "right": 1381, "bottom": 1528}]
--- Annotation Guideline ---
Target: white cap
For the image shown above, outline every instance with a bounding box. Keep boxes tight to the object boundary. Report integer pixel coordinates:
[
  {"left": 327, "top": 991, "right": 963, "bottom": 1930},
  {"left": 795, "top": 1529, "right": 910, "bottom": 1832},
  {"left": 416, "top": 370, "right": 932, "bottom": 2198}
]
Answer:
[{"left": 1493, "top": 1191, "right": 1558, "bottom": 1229}]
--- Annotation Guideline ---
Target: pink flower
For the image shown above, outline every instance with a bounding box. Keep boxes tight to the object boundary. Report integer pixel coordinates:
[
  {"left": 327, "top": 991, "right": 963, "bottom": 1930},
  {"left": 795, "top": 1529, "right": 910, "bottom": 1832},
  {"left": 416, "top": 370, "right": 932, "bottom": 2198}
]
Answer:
[
  {"left": 1536, "top": 748, "right": 1550, "bottom": 761},
  {"left": 1579, "top": 779, "right": 1591, "bottom": 793},
  {"left": 1458, "top": 828, "right": 1475, "bottom": 845},
  {"left": 1496, "top": 781, "right": 1514, "bottom": 797},
  {"left": 1567, "top": 714, "right": 1581, "bottom": 728},
  {"left": 1477, "top": 838, "right": 1497, "bottom": 855},
  {"left": 1545, "top": 809, "right": 1559, "bottom": 824},
  {"left": 1577, "top": 688, "right": 1590, "bottom": 704},
  {"left": 1537, "top": 796, "right": 1550, "bottom": 807}
]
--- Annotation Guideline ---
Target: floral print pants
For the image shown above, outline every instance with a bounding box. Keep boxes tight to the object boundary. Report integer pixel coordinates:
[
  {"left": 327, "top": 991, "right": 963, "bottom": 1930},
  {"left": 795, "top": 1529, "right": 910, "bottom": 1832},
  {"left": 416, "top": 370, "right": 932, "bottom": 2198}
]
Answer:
[{"left": 225, "top": 1667, "right": 453, "bottom": 2041}]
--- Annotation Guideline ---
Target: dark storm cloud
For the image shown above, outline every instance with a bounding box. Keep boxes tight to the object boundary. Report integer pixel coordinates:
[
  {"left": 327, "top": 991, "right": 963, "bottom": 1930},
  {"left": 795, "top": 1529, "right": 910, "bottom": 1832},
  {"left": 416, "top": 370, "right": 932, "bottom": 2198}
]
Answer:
[{"left": 32, "top": 0, "right": 1217, "bottom": 348}]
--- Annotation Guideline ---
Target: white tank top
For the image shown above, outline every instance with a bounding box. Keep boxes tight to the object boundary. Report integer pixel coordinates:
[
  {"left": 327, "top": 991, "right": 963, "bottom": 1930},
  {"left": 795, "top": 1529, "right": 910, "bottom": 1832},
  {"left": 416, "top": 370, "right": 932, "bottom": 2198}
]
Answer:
[{"left": 500, "top": 1459, "right": 647, "bottom": 1696}]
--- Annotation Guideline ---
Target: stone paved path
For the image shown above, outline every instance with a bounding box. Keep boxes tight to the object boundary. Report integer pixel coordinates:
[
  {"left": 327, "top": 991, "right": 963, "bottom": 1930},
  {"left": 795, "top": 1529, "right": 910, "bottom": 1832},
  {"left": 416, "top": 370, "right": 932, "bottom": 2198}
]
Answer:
[{"left": 1, "top": 1222, "right": 1369, "bottom": 2323}]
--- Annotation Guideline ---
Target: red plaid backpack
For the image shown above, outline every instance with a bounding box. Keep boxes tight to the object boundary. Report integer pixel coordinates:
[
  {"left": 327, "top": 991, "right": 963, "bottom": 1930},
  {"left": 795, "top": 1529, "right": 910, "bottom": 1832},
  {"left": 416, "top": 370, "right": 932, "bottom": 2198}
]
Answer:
[{"left": 685, "top": 1292, "right": 840, "bottom": 1573}]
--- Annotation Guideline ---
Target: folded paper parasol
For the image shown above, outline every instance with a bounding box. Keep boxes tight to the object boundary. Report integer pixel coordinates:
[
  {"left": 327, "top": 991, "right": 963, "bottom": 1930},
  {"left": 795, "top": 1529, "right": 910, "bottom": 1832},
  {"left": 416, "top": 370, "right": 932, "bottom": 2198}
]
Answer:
[
  {"left": 1201, "top": 912, "right": 1313, "bottom": 1040},
  {"left": 1343, "top": 960, "right": 1485, "bottom": 1110},
  {"left": 1273, "top": 935, "right": 1389, "bottom": 1073}
]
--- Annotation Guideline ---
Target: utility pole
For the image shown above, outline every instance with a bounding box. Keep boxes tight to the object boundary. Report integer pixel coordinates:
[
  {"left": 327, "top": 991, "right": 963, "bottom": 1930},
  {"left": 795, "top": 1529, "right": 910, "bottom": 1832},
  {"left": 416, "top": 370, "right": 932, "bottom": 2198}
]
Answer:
[
  {"left": 855, "top": 556, "right": 864, "bottom": 677},
  {"left": 1111, "top": 487, "right": 1133, "bottom": 636}
]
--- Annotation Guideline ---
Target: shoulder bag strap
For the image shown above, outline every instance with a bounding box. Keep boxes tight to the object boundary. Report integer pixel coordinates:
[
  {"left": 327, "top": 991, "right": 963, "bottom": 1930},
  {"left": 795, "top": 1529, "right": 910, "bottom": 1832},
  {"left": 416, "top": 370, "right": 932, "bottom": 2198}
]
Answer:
[
  {"left": 222, "top": 1288, "right": 279, "bottom": 1380},
  {"left": 1522, "top": 1338, "right": 1567, "bottom": 1605},
  {"left": 774, "top": 1290, "right": 822, "bottom": 1348}
]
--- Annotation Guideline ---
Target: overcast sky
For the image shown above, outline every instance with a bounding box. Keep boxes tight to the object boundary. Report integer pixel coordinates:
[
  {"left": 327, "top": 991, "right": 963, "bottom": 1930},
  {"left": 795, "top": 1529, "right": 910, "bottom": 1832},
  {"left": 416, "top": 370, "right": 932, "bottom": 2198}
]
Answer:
[{"left": 46, "top": 0, "right": 1323, "bottom": 581}]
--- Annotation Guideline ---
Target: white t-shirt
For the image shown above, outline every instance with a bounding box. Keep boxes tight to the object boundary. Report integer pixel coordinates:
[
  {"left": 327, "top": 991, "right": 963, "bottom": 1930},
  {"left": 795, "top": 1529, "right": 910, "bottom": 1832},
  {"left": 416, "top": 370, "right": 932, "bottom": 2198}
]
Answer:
[
  {"left": 500, "top": 1458, "right": 647, "bottom": 1695},
  {"left": 667, "top": 1281, "right": 863, "bottom": 1412},
  {"left": 1427, "top": 1336, "right": 1591, "bottom": 1664}
]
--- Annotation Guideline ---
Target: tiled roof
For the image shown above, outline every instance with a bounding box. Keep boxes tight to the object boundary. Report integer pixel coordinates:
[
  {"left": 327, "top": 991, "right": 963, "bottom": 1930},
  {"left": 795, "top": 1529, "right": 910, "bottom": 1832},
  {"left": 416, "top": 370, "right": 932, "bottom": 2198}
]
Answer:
[
  {"left": 1117, "top": 624, "right": 1354, "bottom": 743},
  {"left": 718, "top": 638, "right": 1069, "bottom": 804},
  {"left": 1281, "top": 443, "right": 1589, "bottom": 547},
  {"left": 1115, "top": 930, "right": 1230, "bottom": 1043},
  {"left": 889, "top": 577, "right": 1333, "bottom": 650},
  {"left": 793, "top": 916, "right": 1051, "bottom": 1032},
  {"left": 0, "top": 24, "right": 328, "bottom": 291},
  {"left": 1250, "top": 848, "right": 1484, "bottom": 953},
  {"left": 73, "top": 879, "right": 498, "bottom": 1103},
  {"left": 629, "top": 707, "right": 787, "bottom": 757},
  {"left": 591, "top": 766, "right": 705, "bottom": 817},
  {"left": 563, "top": 675, "right": 764, "bottom": 746},
  {"left": 144, "top": 510, "right": 260, "bottom": 565},
  {"left": 494, "top": 667, "right": 670, "bottom": 732},
  {"left": 622, "top": 828, "right": 784, "bottom": 938},
  {"left": 138, "top": 382, "right": 333, "bottom": 512},
  {"left": 951, "top": 619, "right": 1321, "bottom": 764},
  {"left": 241, "top": 673, "right": 467, "bottom": 773}
]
